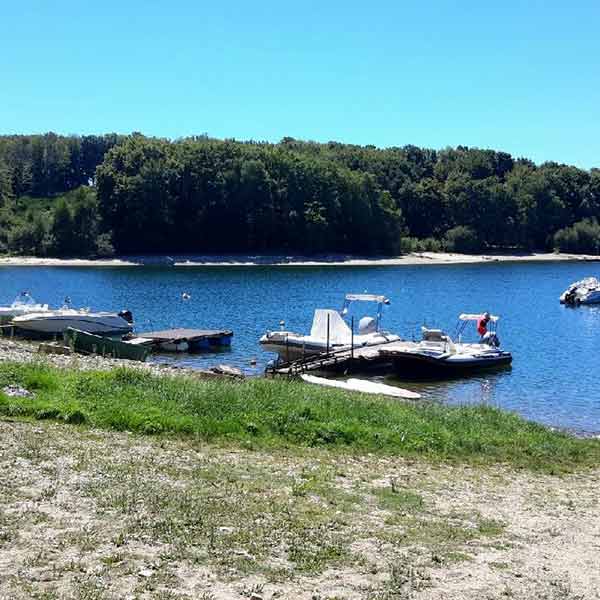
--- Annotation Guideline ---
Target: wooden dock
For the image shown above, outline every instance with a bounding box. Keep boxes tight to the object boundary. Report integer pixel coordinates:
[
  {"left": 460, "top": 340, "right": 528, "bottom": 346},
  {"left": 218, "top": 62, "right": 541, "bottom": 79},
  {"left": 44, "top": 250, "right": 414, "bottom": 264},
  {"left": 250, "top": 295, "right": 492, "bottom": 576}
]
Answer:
[
  {"left": 135, "top": 328, "right": 233, "bottom": 352},
  {"left": 266, "top": 340, "right": 401, "bottom": 376}
]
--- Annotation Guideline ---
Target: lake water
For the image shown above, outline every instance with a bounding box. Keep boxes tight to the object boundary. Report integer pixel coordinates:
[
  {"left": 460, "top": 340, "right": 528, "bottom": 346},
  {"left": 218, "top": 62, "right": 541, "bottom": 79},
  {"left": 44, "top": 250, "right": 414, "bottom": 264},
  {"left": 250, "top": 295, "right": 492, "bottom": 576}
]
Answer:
[{"left": 1, "top": 260, "right": 599, "bottom": 433}]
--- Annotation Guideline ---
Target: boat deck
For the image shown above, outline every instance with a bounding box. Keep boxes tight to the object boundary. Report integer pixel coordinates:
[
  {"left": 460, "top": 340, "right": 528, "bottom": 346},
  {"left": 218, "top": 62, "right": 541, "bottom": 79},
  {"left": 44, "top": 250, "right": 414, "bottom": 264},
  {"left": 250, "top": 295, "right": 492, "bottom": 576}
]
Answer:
[
  {"left": 136, "top": 328, "right": 233, "bottom": 351},
  {"left": 138, "top": 328, "right": 232, "bottom": 342}
]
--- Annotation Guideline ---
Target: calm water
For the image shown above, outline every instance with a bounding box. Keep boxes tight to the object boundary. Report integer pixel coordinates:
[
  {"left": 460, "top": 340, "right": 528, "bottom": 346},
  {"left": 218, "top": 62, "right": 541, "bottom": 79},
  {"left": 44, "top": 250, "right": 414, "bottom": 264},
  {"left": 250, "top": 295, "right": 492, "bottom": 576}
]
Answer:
[{"left": 1, "top": 261, "right": 599, "bottom": 433}]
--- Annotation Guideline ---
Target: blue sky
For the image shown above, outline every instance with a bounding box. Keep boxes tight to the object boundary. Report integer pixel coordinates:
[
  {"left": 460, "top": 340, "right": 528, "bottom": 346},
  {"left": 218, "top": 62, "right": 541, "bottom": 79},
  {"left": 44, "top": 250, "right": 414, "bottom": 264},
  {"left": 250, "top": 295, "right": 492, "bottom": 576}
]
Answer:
[{"left": 1, "top": 1, "right": 599, "bottom": 168}]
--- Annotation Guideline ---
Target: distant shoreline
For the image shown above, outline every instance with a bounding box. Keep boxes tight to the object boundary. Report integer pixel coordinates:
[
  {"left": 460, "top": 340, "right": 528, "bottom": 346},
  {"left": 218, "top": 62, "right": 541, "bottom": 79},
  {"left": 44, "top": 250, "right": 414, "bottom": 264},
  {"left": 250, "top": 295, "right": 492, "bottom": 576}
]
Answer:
[{"left": 1, "top": 251, "right": 599, "bottom": 268}]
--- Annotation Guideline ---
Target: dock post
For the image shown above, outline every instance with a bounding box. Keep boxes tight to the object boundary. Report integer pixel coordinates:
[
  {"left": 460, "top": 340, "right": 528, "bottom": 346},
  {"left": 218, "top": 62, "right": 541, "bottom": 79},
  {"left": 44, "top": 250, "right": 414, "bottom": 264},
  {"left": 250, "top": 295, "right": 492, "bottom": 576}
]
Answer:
[
  {"left": 326, "top": 314, "right": 330, "bottom": 355},
  {"left": 351, "top": 316, "right": 354, "bottom": 360},
  {"left": 286, "top": 333, "right": 289, "bottom": 363}
]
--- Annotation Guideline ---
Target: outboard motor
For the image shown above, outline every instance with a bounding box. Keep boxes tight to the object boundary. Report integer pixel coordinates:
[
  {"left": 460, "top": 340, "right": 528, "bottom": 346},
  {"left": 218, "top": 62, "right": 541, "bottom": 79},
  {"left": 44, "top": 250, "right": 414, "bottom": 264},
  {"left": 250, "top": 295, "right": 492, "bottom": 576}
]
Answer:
[
  {"left": 481, "top": 331, "right": 500, "bottom": 348},
  {"left": 118, "top": 309, "right": 134, "bottom": 324},
  {"left": 564, "top": 289, "right": 577, "bottom": 305},
  {"left": 358, "top": 316, "right": 377, "bottom": 335}
]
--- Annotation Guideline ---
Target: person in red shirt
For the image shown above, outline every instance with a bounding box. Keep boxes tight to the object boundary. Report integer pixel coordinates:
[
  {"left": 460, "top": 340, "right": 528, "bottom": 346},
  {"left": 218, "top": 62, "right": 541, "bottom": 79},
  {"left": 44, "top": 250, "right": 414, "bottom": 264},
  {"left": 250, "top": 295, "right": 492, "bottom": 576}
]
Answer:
[{"left": 477, "top": 312, "right": 491, "bottom": 337}]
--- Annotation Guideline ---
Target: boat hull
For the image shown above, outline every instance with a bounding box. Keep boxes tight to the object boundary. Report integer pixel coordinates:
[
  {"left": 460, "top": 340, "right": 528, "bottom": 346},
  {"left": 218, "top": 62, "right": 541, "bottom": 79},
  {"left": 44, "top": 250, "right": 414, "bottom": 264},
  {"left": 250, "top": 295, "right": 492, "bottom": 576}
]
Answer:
[
  {"left": 0, "top": 306, "right": 48, "bottom": 325},
  {"left": 260, "top": 334, "right": 400, "bottom": 361},
  {"left": 385, "top": 351, "right": 512, "bottom": 378},
  {"left": 260, "top": 339, "right": 346, "bottom": 361},
  {"left": 12, "top": 314, "right": 132, "bottom": 336}
]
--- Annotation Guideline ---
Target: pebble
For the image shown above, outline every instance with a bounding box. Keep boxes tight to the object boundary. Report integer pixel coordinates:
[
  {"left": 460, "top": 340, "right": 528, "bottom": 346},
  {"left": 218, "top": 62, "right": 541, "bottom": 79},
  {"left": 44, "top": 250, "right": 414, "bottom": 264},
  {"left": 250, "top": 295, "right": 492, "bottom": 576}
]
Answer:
[
  {"left": 138, "top": 568, "right": 155, "bottom": 578},
  {"left": 217, "top": 526, "right": 235, "bottom": 535},
  {"left": 0, "top": 338, "right": 230, "bottom": 380},
  {"left": 2, "top": 385, "right": 34, "bottom": 398}
]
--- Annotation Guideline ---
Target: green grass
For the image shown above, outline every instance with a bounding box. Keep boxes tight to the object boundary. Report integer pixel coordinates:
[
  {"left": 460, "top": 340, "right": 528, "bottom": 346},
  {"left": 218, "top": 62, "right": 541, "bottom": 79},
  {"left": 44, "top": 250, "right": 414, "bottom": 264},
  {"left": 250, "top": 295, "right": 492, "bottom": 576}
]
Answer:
[
  {"left": 374, "top": 487, "right": 425, "bottom": 513},
  {"left": 0, "top": 361, "right": 598, "bottom": 472}
]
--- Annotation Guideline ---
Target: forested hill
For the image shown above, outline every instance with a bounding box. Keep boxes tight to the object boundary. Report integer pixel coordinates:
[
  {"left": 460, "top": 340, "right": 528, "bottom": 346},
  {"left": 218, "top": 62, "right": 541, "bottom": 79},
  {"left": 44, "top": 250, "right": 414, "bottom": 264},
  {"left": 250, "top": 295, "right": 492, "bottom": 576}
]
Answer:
[{"left": 1, "top": 132, "right": 599, "bottom": 257}]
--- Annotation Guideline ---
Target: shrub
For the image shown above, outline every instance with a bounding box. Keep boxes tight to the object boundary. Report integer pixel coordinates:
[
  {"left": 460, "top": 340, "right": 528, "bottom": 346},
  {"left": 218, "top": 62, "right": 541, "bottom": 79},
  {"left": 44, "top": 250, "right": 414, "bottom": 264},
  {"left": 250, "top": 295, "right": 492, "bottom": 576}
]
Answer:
[
  {"left": 399, "top": 237, "right": 443, "bottom": 253},
  {"left": 95, "top": 232, "right": 115, "bottom": 257},
  {"left": 444, "top": 226, "right": 482, "bottom": 254},
  {"left": 554, "top": 219, "right": 600, "bottom": 255}
]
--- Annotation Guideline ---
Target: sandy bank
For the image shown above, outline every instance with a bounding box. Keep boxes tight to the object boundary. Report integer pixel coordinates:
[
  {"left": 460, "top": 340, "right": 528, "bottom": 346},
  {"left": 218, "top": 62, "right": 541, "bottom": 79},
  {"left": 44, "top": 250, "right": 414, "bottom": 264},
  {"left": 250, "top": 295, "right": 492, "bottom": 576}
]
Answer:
[
  {"left": 1, "top": 251, "right": 599, "bottom": 268},
  {"left": 175, "top": 251, "right": 600, "bottom": 266},
  {"left": 0, "top": 256, "right": 138, "bottom": 267},
  {"left": 1, "top": 419, "right": 598, "bottom": 599}
]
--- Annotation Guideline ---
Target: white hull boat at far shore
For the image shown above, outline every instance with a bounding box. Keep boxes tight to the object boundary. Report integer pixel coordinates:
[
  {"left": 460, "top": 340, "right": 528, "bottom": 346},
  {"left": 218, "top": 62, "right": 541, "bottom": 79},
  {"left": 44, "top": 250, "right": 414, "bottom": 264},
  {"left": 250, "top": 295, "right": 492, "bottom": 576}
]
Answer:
[
  {"left": 12, "top": 308, "right": 134, "bottom": 336},
  {"left": 260, "top": 294, "right": 400, "bottom": 361},
  {"left": 560, "top": 277, "right": 600, "bottom": 305}
]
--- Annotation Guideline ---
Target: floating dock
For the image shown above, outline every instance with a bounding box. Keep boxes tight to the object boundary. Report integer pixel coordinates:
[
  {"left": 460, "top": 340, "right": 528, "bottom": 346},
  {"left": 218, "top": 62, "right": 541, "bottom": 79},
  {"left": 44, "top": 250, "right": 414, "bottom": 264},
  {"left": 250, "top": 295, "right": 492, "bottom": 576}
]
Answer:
[
  {"left": 135, "top": 328, "right": 233, "bottom": 352},
  {"left": 266, "top": 340, "right": 403, "bottom": 376}
]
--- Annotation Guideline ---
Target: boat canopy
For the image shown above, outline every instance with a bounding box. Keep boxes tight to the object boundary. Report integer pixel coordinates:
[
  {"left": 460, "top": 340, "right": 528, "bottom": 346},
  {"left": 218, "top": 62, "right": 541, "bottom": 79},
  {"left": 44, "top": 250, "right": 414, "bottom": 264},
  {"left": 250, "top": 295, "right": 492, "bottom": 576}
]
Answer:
[
  {"left": 459, "top": 313, "right": 499, "bottom": 322},
  {"left": 344, "top": 294, "right": 390, "bottom": 304}
]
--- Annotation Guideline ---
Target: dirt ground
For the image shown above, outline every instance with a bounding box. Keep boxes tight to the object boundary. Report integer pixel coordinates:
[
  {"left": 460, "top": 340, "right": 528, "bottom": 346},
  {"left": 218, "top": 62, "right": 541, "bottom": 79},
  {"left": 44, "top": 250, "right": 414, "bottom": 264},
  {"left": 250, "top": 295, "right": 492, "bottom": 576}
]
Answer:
[{"left": 0, "top": 419, "right": 598, "bottom": 600}]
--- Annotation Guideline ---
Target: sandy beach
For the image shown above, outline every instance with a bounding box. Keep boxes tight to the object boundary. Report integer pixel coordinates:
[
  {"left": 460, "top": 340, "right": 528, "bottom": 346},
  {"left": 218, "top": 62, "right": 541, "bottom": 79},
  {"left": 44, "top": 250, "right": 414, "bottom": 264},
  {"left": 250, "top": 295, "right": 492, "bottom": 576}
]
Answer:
[
  {"left": 1, "top": 418, "right": 598, "bottom": 600},
  {"left": 1, "top": 251, "right": 599, "bottom": 268}
]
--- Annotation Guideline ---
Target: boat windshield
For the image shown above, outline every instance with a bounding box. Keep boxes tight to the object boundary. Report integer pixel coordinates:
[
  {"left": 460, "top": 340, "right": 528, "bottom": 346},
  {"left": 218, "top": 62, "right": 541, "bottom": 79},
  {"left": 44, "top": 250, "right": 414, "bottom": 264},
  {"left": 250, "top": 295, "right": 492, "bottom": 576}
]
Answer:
[{"left": 12, "top": 291, "right": 37, "bottom": 307}]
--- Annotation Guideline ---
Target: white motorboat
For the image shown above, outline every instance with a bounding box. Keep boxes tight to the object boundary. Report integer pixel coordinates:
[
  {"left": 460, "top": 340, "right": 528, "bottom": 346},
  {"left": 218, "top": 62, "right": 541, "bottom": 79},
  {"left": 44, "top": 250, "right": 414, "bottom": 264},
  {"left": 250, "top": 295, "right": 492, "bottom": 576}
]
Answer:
[
  {"left": 260, "top": 294, "right": 400, "bottom": 360},
  {"left": 560, "top": 277, "right": 600, "bottom": 305},
  {"left": 12, "top": 307, "right": 134, "bottom": 336},
  {"left": 0, "top": 292, "right": 49, "bottom": 324},
  {"left": 379, "top": 313, "right": 512, "bottom": 377}
]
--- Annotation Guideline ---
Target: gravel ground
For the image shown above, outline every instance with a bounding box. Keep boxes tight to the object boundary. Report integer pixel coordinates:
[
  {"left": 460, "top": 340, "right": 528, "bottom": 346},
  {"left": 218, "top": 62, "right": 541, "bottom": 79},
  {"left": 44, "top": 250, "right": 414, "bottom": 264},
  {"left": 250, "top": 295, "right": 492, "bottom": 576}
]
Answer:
[
  {"left": 0, "top": 420, "right": 598, "bottom": 599},
  {"left": 0, "top": 336, "right": 232, "bottom": 380}
]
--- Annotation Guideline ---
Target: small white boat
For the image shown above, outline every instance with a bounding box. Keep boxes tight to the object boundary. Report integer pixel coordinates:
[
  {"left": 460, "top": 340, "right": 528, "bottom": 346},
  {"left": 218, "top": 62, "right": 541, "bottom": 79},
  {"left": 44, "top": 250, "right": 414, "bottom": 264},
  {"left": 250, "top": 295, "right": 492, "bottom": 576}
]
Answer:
[
  {"left": 301, "top": 374, "right": 421, "bottom": 399},
  {"left": 0, "top": 292, "right": 48, "bottom": 324},
  {"left": 560, "top": 277, "right": 600, "bottom": 305},
  {"left": 380, "top": 313, "right": 512, "bottom": 377},
  {"left": 260, "top": 294, "right": 400, "bottom": 360},
  {"left": 12, "top": 306, "right": 133, "bottom": 336}
]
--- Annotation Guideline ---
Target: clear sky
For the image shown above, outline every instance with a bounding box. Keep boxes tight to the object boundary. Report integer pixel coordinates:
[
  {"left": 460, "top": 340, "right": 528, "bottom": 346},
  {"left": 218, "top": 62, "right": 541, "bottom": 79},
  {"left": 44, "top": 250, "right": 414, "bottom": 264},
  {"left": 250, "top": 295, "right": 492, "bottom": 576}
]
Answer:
[{"left": 1, "top": 1, "right": 599, "bottom": 168}]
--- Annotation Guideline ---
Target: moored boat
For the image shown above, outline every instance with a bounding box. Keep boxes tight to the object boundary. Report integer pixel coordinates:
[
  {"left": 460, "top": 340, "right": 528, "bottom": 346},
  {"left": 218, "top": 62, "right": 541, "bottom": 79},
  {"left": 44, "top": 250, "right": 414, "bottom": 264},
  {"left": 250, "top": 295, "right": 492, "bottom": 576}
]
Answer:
[
  {"left": 560, "top": 277, "right": 600, "bottom": 305},
  {"left": 63, "top": 328, "right": 150, "bottom": 361},
  {"left": 260, "top": 294, "right": 400, "bottom": 360},
  {"left": 379, "top": 313, "right": 512, "bottom": 377},
  {"left": 12, "top": 307, "right": 134, "bottom": 336}
]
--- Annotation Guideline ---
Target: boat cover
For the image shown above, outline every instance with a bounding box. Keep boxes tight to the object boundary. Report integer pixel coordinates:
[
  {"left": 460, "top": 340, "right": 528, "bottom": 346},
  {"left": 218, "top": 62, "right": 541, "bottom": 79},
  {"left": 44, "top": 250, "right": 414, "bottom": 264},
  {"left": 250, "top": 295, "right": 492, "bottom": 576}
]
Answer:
[{"left": 310, "top": 309, "right": 352, "bottom": 344}]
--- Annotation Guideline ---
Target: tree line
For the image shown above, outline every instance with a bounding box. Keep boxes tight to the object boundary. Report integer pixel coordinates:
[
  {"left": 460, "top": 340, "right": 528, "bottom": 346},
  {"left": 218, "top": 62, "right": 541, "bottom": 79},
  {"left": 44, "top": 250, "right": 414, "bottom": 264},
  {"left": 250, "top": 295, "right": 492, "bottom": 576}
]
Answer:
[{"left": 1, "top": 132, "right": 599, "bottom": 257}]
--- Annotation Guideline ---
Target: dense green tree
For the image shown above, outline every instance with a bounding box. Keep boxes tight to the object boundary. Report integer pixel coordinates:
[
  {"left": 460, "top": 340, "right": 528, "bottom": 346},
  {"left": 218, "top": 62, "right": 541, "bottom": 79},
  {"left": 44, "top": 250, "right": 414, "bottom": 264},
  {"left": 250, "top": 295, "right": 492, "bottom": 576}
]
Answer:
[
  {"left": 554, "top": 219, "right": 600, "bottom": 254},
  {"left": 1, "top": 132, "right": 599, "bottom": 256}
]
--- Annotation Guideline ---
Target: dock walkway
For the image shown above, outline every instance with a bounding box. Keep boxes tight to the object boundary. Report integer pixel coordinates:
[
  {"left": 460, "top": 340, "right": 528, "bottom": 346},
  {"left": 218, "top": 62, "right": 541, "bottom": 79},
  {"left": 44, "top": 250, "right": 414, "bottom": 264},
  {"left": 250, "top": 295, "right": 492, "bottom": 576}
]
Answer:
[
  {"left": 135, "top": 328, "right": 233, "bottom": 351},
  {"left": 266, "top": 340, "right": 407, "bottom": 376}
]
